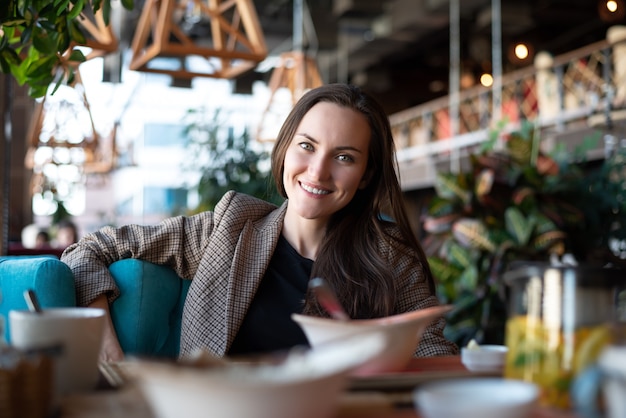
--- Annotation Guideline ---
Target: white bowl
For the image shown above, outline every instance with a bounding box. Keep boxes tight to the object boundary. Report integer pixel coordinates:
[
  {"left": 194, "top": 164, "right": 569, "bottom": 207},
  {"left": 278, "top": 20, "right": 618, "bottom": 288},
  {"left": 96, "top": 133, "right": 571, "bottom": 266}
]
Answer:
[
  {"left": 414, "top": 378, "right": 539, "bottom": 418},
  {"left": 127, "top": 332, "right": 387, "bottom": 418},
  {"left": 291, "top": 305, "right": 452, "bottom": 376},
  {"left": 461, "top": 344, "right": 508, "bottom": 373}
]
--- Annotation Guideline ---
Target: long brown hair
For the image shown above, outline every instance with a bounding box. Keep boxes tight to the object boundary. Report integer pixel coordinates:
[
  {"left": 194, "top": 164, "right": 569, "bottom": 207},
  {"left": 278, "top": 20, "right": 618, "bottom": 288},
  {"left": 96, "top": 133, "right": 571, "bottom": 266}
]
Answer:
[{"left": 271, "top": 83, "right": 435, "bottom": 319}]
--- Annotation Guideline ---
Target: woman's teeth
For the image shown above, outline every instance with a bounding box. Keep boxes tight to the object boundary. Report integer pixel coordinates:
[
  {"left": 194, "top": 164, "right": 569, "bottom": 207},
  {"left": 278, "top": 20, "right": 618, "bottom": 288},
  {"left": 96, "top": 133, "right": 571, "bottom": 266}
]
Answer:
[{"left": 301, "top": 183, "right": 330, "bottom": 195}]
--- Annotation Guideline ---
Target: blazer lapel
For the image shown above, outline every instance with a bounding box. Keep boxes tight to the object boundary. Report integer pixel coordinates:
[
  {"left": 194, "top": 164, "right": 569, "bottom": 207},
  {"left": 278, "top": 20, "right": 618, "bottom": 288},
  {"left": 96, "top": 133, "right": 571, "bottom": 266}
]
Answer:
[{"left": 223, "top": 201, "right": 287, "bottom": 350}]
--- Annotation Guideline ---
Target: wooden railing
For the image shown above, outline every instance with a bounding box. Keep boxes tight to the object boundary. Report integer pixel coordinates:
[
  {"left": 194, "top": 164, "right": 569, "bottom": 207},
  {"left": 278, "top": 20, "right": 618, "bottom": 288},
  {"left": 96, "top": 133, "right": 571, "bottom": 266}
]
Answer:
[{"left": 390, "top": 30, "right": 626, "bottom": 190}]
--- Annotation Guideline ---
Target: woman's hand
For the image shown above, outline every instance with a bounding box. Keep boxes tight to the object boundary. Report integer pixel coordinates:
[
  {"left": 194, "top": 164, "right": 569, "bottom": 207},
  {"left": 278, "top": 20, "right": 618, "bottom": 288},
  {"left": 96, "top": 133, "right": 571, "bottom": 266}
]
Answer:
[{"left": 89, "top": 294, "right": 125, "bottom": 362}]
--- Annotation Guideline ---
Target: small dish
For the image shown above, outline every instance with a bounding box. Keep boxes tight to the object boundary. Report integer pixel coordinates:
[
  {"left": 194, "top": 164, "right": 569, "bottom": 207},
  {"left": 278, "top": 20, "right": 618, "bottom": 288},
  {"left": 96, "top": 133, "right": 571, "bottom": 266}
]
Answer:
[
  {"left": 461, "top": 344, "right": 508, "bottom": 373},
  {"left": 292, "top": 305, "right": 452, "bottom": 376},
  {"left": 414, "top": 378, "right": 539, "bottom": 418}
]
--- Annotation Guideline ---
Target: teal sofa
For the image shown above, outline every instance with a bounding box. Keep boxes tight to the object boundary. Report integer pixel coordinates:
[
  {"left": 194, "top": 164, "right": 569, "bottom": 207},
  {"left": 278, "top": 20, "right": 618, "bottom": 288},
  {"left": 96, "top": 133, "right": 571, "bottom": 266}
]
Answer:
[{"left": 0, "top": 256, "right": 190, "bottom": 358}]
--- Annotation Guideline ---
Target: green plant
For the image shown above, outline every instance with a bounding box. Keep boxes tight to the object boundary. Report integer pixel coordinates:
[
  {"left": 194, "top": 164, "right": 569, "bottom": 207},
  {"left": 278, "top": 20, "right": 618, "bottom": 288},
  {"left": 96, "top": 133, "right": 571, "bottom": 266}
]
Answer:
[
  {"left": 182, "top": 108, "right": 282, "bottom": 212},
  {"left": 422, "top": 121, "right": 626, "bottom": 347},
  {"left": 0, "top": 0, "right": 133, "bottom": 98}
]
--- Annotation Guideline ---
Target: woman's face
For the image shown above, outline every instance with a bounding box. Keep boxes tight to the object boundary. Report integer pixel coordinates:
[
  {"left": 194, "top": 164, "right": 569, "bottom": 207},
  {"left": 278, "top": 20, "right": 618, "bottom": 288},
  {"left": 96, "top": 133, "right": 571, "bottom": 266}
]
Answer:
[{"left": 283, "top": 101, "right": 370, "bottom": 224}]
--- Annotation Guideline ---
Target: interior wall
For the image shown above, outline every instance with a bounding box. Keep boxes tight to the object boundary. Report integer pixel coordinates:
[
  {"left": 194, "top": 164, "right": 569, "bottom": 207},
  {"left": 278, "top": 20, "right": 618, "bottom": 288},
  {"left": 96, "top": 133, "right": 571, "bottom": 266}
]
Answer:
[
  {"left": 0, "top": 74, "right": 36, "bottom": 253},
  {"left": 1, "top": 75, "right": 8, "bottom": 254}
]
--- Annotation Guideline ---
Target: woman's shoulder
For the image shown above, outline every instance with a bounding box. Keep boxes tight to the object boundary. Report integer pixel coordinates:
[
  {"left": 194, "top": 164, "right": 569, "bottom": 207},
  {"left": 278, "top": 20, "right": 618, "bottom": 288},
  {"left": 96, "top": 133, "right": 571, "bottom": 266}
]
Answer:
[
  {"left": 215, "top": 191, "right": 281, "bottom": 219},
  {"left": 376, "top": 221, "right": 419, "bottom": 258}
]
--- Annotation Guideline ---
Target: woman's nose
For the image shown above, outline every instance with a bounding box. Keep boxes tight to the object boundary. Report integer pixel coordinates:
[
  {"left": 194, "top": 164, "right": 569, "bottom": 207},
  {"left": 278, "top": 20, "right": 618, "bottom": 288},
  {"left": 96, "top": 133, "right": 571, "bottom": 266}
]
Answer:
[{"left": 307, "top": 156, "right": 330, "bottom": 180}]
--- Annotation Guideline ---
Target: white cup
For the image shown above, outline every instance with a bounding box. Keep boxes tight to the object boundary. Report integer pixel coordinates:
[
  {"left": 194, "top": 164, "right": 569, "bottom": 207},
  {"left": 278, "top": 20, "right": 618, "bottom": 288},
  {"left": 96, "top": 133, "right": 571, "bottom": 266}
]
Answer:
[
  {"left": 572, "top": 344, "right": 626, "bottom": 418},
  {"left": 9, "top": 307, "right": 105, "bottom": 397},
  {"left": 598, "top": 345, "right": 626, "bottom": 418}
]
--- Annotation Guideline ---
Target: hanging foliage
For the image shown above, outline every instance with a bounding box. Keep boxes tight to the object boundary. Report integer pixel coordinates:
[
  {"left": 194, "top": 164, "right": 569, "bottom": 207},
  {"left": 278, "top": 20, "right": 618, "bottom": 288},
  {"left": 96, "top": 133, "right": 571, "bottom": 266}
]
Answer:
[{"left": 0, "top": 0, "right": 133, "bottom": 97}]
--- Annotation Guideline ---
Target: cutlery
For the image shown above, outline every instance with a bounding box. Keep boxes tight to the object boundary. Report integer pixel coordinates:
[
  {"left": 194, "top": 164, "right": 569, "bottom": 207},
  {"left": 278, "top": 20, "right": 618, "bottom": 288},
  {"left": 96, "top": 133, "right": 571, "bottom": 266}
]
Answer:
[
  {"left": 24, "top": 289, "right": 43, "bottom": 313},
  {"left": 308, "top": 277, "right": 350, "bottom": 321}
]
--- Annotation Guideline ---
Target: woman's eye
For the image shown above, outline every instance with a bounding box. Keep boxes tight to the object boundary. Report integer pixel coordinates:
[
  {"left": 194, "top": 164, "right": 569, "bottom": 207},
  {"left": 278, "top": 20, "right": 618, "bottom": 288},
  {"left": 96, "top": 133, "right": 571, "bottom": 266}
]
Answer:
[
  {"left": 298, "top": 142, "right": 313, "bottom": 151},
  {"left": 337, "top": 154, "right": 355, "bottom": 163}
]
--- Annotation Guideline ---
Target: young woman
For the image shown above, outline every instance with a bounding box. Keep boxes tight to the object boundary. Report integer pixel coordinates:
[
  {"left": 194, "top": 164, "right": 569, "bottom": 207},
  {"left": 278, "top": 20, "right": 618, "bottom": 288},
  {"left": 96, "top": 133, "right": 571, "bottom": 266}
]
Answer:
[{"left": 61, "top": 83, "right": 458, "bottom": 362}]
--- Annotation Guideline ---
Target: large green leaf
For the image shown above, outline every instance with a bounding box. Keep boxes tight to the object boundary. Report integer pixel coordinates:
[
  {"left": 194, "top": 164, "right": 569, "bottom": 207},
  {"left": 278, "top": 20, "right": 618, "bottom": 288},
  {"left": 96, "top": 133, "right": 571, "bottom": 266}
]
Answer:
[
  {"left": 67, "top": 48, "right": 86, "bottom": 63},
  {"left": 447, "top": 241, "right": 475, "bottom": 269},
  {"left": 121, "top": 0, "right": 134, "bottom": 11},
  {"left": 428, "top": 256, "right": 463, "bottom": 284},
  {"left": 505, "top": 206, "right": 533, "bottom": 246},
  {"left": 25, "top": 54, "right": 57, "bottom": 78},
  {"left": 452, "top": 218, "right": 497, "bottom": 252},
  {"left": 458, "top": 264, "right": 479, "bottom": 292},
  {"left": 427, "top": 195, "right": 458, "bottom": 217},
  {"left": 0, "top": 47, "right": 21, "bottom": 67},
  {"left": 434, "top": 172, "right": 472, "bottom": 205},
  {"left": 19, "top": 24, "right": 33, "bottom": 44},
  {"left": 54, "top": 0, "right": 72, "bottom": 16},
  {"left": 32, "top": 25, "right": 58, "bottom": 54},
  {"left": 67, "top": 0, "right": 84, "bottom": 20}
]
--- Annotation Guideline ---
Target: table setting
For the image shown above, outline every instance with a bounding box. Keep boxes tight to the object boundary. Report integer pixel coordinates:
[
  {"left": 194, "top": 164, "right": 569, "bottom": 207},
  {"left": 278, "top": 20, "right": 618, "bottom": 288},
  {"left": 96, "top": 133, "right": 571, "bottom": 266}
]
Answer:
[
  {"left": 56, "top": 355, "right": 583, "bottom": 418},
  {"left": 4, "top": 275, "right": 624, "bottom": 418}
]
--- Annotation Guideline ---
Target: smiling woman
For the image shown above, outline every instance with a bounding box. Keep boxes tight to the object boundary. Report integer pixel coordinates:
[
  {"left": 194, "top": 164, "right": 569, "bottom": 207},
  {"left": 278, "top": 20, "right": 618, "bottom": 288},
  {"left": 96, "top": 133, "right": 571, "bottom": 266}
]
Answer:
[{"left": 61, "top": 83, "right": 458, "bottom": 363}]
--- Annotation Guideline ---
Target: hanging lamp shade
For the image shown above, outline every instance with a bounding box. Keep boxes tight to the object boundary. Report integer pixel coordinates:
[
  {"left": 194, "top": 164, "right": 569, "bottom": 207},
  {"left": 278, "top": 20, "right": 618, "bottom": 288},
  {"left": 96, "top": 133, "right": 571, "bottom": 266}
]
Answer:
[
  {"left": 73, "top": 5, "right": 119, "bottom": 60},
  {"left": 128, "top": 0, "right": 268, "bottom": 79},
  {"left": 256, "top": 51, "right": 323, "bottom": 142},
  {"left": 25, "top": 69, "right": 117, "bottom": 177}
]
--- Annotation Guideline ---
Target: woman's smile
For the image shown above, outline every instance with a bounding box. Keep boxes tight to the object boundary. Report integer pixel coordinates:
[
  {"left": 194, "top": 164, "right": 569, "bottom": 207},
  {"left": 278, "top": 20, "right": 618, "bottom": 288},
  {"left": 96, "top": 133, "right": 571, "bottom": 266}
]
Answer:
[{"left": 299, "top": 181, "right": 331, "bottom": 196}]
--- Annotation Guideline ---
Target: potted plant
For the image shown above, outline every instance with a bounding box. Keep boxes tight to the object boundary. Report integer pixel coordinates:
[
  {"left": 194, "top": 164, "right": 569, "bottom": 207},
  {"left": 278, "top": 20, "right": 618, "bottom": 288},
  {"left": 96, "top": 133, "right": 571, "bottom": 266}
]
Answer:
[
  {"left": 421, "top": 121, "right": 626, "bottom": 347},
  {"left": 182, "top": 107, "right": 282, "bottom": 213}
]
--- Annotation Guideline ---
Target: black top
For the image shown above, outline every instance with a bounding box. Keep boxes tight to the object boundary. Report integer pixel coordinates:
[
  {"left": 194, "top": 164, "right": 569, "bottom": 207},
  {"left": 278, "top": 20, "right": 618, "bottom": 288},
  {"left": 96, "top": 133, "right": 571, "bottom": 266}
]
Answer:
[{"left": 228, "top": 235, "right": 312, "bottom": 355}]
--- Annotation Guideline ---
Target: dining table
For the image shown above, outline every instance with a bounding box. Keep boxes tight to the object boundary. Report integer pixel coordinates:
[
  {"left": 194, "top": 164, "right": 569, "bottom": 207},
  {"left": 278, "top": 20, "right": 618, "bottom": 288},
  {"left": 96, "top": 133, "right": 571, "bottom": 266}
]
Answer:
[{"left": 59, "top": 356, "right": 582, "bottom": 418}]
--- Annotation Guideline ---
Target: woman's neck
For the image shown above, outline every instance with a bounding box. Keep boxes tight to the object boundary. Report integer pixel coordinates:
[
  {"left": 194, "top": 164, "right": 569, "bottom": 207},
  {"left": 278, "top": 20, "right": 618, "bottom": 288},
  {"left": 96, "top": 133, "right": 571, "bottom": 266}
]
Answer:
[{"left": 282, "top": 210, "right": 327, "bottom": 260}]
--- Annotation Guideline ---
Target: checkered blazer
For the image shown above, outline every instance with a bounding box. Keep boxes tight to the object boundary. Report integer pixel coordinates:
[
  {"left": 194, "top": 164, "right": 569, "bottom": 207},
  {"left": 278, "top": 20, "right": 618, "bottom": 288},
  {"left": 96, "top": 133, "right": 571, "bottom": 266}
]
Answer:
[{"left": 62, "top": 191, "right": 458, "bottom": 358}]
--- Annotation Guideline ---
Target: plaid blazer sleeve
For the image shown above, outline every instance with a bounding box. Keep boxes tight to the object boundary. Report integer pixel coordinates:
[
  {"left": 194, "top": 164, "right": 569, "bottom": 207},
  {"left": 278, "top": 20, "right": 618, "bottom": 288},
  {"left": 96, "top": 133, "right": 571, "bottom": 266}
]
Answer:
[
  {"left": 61, "top": 191, "right": 277, "bottom": 307},
  {"left": 383, "top": 229, "right": 459, "bottom": 357}
]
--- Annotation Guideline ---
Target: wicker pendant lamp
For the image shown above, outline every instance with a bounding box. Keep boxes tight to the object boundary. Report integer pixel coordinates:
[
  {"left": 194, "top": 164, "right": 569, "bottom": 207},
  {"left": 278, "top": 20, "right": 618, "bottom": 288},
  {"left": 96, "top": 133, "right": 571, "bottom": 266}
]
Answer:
[
  {"left": 71, "top": 4, "right": 119, "bottom": 60},
  {"left": 256, "top": 0, "right": 322, "bottom": 142},
  {"left": 128, "top": 0, "right": 267, "bottom": 79}
]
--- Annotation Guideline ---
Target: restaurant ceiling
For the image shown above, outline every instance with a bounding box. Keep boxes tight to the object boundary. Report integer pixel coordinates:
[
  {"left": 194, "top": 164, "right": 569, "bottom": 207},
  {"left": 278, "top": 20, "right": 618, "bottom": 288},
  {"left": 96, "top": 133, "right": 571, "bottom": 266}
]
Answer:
[{"left": 112, "top": 0, "right": 625, "bottom": 113}]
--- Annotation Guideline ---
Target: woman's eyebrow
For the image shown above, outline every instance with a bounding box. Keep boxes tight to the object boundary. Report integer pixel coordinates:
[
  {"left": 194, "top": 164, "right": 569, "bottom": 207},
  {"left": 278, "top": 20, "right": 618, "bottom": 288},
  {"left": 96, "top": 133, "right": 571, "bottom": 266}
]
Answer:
[
  {"left": 295, "top": 132, "right": 364, "bottom": 154},
  {"left": 296, "top": 132, "right": 316, "bottom": 142}
]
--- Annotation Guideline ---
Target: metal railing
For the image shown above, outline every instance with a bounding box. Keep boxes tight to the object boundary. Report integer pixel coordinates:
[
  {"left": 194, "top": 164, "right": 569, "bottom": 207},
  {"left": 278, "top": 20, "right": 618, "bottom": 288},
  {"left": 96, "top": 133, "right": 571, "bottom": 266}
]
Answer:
[{"left": 390, "top": 36, "right": 623, "bottom": 190}]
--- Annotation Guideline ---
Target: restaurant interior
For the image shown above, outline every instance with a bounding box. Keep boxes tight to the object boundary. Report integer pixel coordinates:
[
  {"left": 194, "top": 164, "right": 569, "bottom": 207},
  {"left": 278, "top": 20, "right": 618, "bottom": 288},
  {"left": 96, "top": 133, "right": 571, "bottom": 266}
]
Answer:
[
  {"left": 1, "top": 1, "right": 626, "bottom": 417},
  {"left": 2, "top": 0, "right": 625, "bottom": 253}
]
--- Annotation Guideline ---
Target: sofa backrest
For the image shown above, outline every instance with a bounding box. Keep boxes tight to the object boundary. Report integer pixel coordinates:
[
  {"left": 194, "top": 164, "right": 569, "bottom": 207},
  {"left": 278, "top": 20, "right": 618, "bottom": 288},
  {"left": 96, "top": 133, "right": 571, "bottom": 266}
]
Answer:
[
  {"left": 0, "top": 256, "right": 76, "bottom": 343},
  {"left": 108, "top": 259, "right": 190, "bottom": 358}
]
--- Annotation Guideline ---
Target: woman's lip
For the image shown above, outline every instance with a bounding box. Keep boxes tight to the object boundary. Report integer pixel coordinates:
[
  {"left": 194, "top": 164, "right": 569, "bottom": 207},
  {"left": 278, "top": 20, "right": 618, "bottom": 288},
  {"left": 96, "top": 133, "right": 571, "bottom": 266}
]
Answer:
[{"left": 299, "top": 181, "right": 331, "bottom": 195}]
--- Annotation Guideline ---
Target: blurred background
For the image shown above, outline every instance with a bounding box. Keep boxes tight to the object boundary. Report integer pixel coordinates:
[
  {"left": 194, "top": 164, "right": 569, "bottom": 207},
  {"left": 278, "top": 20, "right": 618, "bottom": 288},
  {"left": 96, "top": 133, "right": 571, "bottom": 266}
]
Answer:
[{"left": 1, "top": 0, "right": 625, "bottom": 254}]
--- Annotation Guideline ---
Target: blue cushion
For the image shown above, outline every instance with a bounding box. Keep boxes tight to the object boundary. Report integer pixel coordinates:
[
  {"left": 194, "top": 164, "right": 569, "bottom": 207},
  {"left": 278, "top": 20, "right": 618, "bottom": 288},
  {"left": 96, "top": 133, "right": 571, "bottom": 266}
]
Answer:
[
  {"left": 0, "top": 256, "right": 76, "bottom": 343},
  {"left": 108, "top": 259, "right": 190, "bottom": 358}
]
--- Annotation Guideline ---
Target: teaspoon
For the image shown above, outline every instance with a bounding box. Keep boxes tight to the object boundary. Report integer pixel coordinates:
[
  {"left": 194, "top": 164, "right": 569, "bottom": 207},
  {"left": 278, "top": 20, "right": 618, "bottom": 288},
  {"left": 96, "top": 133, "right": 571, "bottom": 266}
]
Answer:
[
  {"left": 308, "top": 277, "right": 350, "bottom": 321},
  {"left": 24, "top": 289, "right": 43, "bottom": 313}
]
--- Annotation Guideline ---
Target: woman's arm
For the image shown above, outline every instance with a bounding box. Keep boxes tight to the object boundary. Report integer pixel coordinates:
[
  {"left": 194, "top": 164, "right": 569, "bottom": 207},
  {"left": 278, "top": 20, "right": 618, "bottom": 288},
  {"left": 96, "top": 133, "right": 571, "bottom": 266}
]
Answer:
[
  {"left": 61, "top": 210, "right": 216, "bottom": 307},
  {"left": 89, "top": 294, "right": 124, "bottom": 362}
]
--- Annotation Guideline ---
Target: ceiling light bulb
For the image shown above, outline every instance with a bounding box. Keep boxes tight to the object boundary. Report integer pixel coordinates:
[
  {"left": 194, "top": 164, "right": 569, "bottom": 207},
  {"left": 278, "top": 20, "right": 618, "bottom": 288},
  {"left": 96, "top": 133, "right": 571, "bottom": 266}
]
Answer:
[
  {"left": 607, "top": 0, "right": 618, "bottom": 13},
  {"left": 514, "top": 44, "right": 529, "bottom": 60},
  {"left": 480, "top": 73, "right": 493, "bottom": 87}
]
